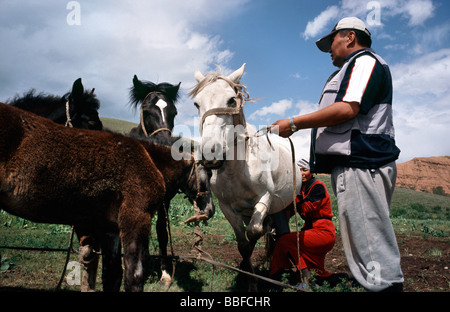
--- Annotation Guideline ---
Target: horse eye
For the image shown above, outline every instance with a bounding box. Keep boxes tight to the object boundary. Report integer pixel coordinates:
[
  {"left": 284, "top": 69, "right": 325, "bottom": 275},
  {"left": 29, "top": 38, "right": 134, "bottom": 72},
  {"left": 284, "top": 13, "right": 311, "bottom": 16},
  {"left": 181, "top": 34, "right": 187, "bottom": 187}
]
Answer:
[
  {"left": 227, "top": 97, "right": 236, "bottom": 107},
  {"left": 194, "top": 102, "right": 199, "bottom": 109}
]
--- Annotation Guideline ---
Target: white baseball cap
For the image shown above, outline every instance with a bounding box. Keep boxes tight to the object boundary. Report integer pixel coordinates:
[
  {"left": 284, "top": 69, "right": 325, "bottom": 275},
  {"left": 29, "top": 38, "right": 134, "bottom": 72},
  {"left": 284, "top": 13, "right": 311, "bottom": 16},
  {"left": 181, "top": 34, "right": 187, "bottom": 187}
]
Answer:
[{"left": 316, "top": 17, "right": 371, "bottom": 52}]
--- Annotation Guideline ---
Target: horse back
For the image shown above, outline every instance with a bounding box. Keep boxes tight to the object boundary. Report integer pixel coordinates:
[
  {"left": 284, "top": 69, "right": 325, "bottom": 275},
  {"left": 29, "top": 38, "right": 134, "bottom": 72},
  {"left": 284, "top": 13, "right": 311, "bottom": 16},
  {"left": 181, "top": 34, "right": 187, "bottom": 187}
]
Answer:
[{"left": 0, "top": 102, "right": 165, "bottom": 224}]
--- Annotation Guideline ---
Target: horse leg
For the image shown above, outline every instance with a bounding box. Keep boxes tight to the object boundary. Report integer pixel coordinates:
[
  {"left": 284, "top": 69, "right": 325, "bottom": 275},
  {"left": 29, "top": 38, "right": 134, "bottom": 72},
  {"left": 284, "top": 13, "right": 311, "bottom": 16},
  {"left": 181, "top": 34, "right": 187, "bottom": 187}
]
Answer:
[
  {"left": 77, "top": 234, "right": 100, "bottom": 292},
  {"left": 100, "top": 230, "right": 123, "bottom": 292},
  {"left": 237, "top": 237, "right": 258, "bottom": 292},
  {"left": 246, "top": 202, "right": 270, "bottom": 242},
  {"left": 156, "top": 203, "right": 171, "bottom": 286},
  {"left": 221, "top": 205, "right": 258, "bottom": 291},
  {"left": 120, "top": 210, "right": 152, "bottom": 292}
]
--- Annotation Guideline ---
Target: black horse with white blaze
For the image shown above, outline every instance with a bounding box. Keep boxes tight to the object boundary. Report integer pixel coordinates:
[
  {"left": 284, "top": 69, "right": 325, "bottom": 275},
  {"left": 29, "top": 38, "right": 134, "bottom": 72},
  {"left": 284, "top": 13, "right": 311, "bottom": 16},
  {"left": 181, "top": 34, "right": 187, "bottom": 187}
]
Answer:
[{"left": 129, "top": 75, "right": 180, "bottom": 139}]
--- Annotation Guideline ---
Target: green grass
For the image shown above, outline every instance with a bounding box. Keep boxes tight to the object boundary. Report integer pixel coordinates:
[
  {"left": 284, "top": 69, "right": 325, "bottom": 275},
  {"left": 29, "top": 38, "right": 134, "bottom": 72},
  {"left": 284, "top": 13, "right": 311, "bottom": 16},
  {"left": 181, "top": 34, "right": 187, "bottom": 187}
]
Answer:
[{"left": 101, "top": 117, "right": 138, "bottom": 134}]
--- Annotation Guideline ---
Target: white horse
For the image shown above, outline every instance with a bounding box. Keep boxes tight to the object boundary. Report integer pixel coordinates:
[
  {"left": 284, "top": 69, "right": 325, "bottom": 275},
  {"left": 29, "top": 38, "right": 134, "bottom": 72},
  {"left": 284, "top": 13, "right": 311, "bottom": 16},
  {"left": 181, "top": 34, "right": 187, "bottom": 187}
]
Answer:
[{"left": 189, "top": 63, "right": 301, "bottom": 291}]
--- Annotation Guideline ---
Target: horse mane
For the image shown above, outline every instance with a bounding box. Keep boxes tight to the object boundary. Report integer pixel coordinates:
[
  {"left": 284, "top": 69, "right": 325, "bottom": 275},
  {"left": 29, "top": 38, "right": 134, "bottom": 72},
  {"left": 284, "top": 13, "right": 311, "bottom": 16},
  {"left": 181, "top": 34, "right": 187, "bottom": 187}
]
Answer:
[
  {"left": 8, "top": 88, "right": 100, "bottom": 112},
  {"left": 188, "top": 72, "right": 252, "bottom": 103},
  {"left": 8, "top": 89, "right": 64, "bottom": 110},
  {"left": 129, "top": 75, "right": 181, "bottom": 110}
]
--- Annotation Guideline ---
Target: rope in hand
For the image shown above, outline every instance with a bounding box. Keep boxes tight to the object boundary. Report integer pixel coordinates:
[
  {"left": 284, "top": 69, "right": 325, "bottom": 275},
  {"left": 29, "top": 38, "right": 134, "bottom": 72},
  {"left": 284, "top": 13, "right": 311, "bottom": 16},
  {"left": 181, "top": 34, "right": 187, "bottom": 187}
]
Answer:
[{"left": 288, "top": 137, "right": 302, "bottom": 284}]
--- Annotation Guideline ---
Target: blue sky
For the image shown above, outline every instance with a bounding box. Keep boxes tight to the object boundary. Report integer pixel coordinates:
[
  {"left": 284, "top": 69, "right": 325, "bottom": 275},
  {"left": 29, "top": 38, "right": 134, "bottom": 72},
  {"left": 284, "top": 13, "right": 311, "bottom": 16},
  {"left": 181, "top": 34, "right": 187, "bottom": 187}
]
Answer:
[{"left": 0, "top": 0, "right": 449, "bottom": 162}]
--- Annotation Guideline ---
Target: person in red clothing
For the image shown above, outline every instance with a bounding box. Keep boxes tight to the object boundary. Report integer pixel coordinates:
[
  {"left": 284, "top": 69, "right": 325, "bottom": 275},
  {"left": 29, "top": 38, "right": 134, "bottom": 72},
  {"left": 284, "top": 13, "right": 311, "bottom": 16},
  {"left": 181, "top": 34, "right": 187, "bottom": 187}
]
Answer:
[{"left": 270, "top": 159, "right": 339, "bottom": 286}]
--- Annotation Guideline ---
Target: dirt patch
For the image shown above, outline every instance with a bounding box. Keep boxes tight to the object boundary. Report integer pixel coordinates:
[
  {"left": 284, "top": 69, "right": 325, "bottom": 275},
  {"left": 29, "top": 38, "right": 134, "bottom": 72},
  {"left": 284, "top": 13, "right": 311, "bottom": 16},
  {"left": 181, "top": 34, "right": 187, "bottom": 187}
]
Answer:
[{"left": 173, "top": 232, "right": 449, "bottom": 292}]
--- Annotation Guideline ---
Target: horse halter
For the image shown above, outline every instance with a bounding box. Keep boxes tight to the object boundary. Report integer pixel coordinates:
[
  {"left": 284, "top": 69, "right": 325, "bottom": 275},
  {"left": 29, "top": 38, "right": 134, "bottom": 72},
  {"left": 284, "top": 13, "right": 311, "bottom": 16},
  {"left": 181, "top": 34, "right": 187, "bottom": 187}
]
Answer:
[
  {"left": 65, "top": 101, "right": 73, "bottom": 128},
  {"left": 140, "top": 91, "right": 172, "bottom": 137},
  {"left": 199, "top": 79, "right": 247, "bottom": 132},
  {"left": 184, "top": 160, "right": 211, "bottom": 224}
]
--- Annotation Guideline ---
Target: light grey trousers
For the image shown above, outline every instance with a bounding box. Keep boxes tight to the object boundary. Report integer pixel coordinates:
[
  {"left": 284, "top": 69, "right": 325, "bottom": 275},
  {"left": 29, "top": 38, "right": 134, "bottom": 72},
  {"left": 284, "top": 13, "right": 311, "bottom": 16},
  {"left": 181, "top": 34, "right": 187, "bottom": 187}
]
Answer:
[{"left": 331, "top": 161, "right": 404, "bottom": 291}]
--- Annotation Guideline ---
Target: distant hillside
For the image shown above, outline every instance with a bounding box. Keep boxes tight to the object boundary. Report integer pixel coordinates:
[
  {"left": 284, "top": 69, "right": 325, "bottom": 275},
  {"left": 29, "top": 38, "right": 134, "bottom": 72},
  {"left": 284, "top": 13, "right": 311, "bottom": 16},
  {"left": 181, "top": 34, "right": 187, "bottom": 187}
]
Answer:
[
  {"left": 397, "top": 156, "right": 450, "bottom": 195},
  {"left": 101, "top": 117, "right": 138, "bottom": 134}
]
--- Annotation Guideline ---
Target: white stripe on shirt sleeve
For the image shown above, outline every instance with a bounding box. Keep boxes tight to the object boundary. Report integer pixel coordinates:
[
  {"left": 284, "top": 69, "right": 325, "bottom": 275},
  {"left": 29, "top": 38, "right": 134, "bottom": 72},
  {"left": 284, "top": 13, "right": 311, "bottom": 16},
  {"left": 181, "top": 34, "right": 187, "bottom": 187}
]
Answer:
[{"left": 342, "top": 55, "right": 377, "bottom": 104}]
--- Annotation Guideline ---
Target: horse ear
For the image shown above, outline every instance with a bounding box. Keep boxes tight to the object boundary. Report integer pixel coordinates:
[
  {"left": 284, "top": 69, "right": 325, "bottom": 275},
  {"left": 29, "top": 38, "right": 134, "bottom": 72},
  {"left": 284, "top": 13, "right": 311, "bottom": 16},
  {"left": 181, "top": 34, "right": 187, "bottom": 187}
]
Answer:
[
  {"left": 167, "top": 82, "right": 181, "bottom": 101},
  {"left": 72, "top": 78, "right": 84, "bottom": 98},
  {"left": 133, "top": 75, "right": 142, "bottom": 88},
  {"left": 132, "top": 75, "right": 147, "bottom": 99},
  {"left": 228, "top": 63, "right": 246, "bottom": 83},
  {"left": 194, "top": 69, "right": 205, "bottom": 82}
]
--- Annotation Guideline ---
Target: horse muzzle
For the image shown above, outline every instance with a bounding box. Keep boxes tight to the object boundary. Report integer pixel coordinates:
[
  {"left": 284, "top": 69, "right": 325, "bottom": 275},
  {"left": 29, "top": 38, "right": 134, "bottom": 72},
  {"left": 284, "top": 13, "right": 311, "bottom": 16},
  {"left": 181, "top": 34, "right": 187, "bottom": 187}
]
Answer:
[{"left": 202, "top": 158, "right": 225, "bottom": 170}]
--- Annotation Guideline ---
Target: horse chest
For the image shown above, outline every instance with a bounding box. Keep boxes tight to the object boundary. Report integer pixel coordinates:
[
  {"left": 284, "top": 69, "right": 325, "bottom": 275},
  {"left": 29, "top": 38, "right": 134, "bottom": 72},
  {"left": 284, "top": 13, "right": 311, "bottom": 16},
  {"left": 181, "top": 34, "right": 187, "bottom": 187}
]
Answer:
[{"left": 210, "top": 169, "right": 263, "bottom": 207}]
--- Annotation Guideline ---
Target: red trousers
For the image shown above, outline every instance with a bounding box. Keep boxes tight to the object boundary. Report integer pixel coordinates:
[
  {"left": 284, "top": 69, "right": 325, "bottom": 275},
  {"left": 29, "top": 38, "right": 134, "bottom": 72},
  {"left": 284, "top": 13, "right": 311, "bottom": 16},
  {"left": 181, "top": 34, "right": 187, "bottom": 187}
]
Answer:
[{"left": 270, "top": 219, "right": 335, "bottom": 277}]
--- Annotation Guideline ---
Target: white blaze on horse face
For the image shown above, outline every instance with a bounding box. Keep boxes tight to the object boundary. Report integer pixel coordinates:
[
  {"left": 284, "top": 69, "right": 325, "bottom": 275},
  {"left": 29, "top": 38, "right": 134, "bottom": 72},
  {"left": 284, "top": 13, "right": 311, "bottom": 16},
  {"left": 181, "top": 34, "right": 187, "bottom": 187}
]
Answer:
[
  {"left": 198, "top": 87, "right": 237, "bottom": 160},
  {"left": 155, "top": 99, "right": 168, "bottom": 123}
]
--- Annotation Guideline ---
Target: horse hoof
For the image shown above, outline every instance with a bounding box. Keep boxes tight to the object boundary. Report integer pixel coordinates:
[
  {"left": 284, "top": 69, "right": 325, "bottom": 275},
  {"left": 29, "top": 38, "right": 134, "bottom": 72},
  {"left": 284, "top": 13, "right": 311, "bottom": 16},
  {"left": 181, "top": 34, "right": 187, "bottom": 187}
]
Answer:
[{"left": 159, "top": 271, "right": 172, "bottom": 286}]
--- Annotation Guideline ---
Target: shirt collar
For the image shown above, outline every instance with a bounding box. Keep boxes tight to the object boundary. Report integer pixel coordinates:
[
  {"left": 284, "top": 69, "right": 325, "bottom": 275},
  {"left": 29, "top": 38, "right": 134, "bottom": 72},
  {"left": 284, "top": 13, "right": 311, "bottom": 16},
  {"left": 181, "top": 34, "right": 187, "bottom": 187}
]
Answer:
[{"left": 344, "top": 48, "right": 374, "bottom": 62}]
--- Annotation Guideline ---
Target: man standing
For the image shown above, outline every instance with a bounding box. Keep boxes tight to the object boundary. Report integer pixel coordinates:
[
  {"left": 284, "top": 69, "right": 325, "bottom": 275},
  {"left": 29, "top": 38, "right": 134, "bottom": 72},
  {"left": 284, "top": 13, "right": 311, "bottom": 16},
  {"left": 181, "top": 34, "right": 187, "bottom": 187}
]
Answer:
[{"left": 271, "top": 17, "right": 404, "bottom": 291}]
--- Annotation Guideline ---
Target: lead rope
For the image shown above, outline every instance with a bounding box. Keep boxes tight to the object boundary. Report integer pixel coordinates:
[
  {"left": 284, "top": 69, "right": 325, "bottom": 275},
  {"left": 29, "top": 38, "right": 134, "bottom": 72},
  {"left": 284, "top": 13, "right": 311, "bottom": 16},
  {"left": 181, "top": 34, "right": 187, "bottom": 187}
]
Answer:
[
  {"left": 56, "top": 101, "right": 75, "bottom": 291},
  {"left": 288, "top": 138, "right": 302, "bottom": 284}
]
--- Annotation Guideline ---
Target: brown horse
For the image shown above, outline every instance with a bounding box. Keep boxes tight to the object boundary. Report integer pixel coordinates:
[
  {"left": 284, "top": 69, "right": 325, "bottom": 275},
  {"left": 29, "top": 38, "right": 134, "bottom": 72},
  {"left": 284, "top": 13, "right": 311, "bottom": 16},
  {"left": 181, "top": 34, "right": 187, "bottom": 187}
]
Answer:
[
  {"left": 134, "top": 135, "right": 214, "bottom": 287},
  {"left": 0, "top": 102, "right": 208, "bottom": 291},
  {"left": 81, "top": 134, "right": 215, "bottom": 291}
]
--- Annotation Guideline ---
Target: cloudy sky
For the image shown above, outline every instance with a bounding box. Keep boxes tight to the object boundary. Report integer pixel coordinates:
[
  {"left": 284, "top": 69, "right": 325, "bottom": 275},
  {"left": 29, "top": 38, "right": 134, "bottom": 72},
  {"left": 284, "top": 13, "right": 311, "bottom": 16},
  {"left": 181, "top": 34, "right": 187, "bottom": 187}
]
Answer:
[{"left": 1, "top": 0, "right": 449, "bottom": 163}]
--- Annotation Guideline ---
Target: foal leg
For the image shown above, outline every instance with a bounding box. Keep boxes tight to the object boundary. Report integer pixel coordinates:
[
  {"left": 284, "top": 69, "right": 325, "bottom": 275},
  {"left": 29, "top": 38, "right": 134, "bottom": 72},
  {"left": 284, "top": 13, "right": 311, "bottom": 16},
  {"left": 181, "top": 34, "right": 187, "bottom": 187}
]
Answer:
[
  {"left": 78, "top": 234, "right": 100, "bottom": 292},
  {"left": 120, "top": 211, "right": 152, "bottom": 292},
  {"left": 156, "top": 204, "right": 171, "bottom": 286},
  {"left": 100, "top": 230, "right": 123, "bottom": 292}
]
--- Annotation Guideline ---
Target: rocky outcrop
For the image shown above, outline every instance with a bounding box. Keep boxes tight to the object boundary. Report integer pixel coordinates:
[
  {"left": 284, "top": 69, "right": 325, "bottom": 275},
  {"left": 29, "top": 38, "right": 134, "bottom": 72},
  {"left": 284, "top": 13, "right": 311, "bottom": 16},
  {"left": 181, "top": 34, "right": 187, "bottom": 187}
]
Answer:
[{"left": 396, "top": 156, "right": 450, "bottom": 195}]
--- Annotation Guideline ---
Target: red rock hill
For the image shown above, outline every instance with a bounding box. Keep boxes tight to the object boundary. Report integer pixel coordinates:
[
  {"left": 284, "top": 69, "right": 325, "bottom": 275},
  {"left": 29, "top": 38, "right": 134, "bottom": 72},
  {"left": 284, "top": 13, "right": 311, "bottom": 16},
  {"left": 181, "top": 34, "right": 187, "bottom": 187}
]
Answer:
[{"left": 396, "top": 156, "right": 450, "bottom": 195}]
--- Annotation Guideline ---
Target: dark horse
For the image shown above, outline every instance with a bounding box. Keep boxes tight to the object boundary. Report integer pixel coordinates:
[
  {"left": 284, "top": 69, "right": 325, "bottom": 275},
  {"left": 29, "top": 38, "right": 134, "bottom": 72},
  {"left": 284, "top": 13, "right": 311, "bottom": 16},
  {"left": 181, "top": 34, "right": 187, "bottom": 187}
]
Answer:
[
  {"left": 129, "top": 75, "right": 180, "bottom": 139},
  {"left": 7, "top": 78, "right": 103, "bottom": 131},
  {"left": 0, "top": 103, "right": 211, "bottom": 291}
]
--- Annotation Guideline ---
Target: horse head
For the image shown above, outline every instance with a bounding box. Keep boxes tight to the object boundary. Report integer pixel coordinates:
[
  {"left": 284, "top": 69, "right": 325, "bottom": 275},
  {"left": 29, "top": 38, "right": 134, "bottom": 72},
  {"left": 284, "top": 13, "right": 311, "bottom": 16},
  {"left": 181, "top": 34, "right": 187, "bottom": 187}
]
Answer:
[
  {"left": 182, "top": 160, "right": 215, "bottom": 222},
  {"left": 65, "top": 78, "right": 103, "bottom": 130},
  {"left": 129, "top": 75, "right": 180, "bottom": 139},
  {"left": 189, "top": 64, "right": 248, "bottom": 170},
  {"left": 8, "top": 78, "right": 102, "bottom": 131}
]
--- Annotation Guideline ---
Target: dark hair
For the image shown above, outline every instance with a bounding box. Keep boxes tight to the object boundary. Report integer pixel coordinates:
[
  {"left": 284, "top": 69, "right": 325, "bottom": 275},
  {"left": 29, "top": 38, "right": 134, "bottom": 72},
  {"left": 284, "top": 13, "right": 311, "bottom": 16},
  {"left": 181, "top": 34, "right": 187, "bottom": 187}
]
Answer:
[{"left": 339, "top": 29, "right": 372, "bottom": 48}]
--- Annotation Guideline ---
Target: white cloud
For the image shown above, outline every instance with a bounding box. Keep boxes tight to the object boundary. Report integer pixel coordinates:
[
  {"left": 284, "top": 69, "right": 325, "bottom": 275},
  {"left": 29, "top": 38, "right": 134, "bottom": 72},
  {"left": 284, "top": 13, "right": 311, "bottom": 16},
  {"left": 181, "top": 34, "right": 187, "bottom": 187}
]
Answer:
[
  {"left": 303, "top": 0, "right": 435, "bottom": 41},
  {"left": 402, "top": 0, "right": 435, "bottom": 26},
  {"left": 411, "top": 23, "right": 450, "bottom": 54},
  {"left": 295, "top": 100, "right": 317, "bottom": 115},
  {"left": 0, "top": 0, "right": 247, "bottom": 123},
  {"left": 303, "top": 6, "right": 339, "bottom": 40},
  {"left": 249, "top": 99, "right": 293, "bottom": 120},
  {"left": 392, "top": 48, "right": 450, "bottom": 98},
  {"left": 391, "top": 48, "right": 450, "bottom": 161}
]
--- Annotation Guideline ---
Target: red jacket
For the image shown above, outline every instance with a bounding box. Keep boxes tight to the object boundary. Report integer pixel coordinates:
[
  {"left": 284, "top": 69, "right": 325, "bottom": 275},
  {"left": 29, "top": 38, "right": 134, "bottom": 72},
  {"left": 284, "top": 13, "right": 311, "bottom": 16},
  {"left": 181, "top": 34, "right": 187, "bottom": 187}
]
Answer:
[
  {"left": 271, "top": 177, "right": 335, "bottom": 277},
  {"left": 296, "top": 177, "right": 333, "bottom": 227}
]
